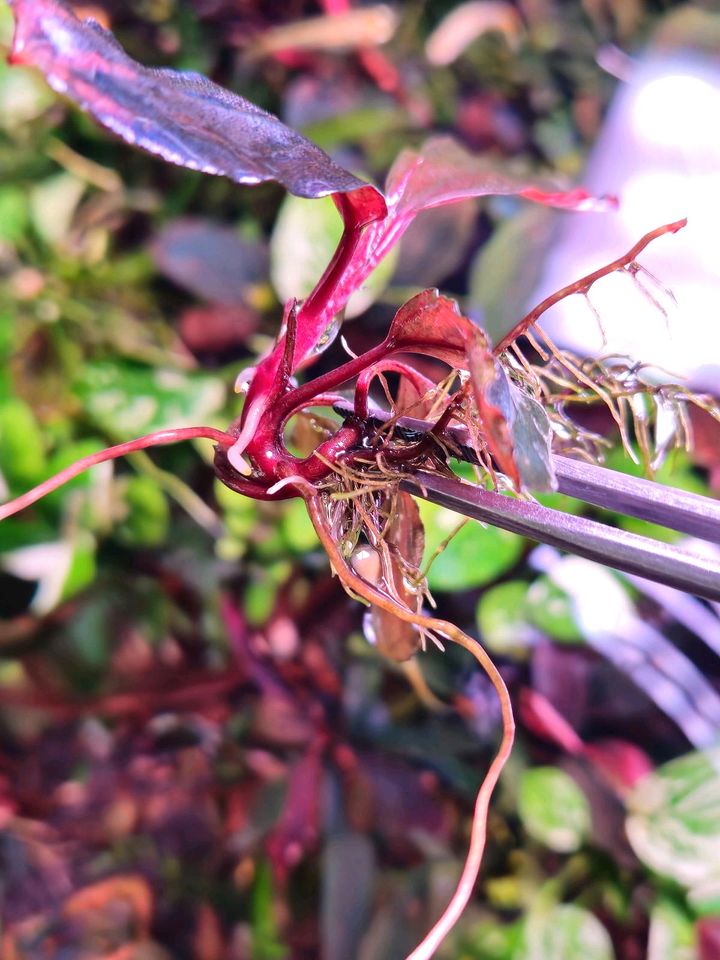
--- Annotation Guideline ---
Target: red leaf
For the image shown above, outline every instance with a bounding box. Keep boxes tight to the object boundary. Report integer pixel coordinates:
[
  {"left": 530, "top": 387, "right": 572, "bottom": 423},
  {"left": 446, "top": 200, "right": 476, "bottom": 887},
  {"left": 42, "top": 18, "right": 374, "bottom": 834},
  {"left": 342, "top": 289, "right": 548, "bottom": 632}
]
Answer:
[
  {"left": 354, "top": 491, "right": 425, "bottom": 663},
  {"left": 8, "top": 0, "right": 373, "bottom": 200},
  {"left": 386, "top": 288, "right": 477, "bottom": 368},
  {"left": 385, "top": 137, "right": 617, "bottom": 219},
  {"left": 266, "top": 743, "right": 325, "bottom": 880},
  {"left": 583, "top": 740, "right": 654, "bottom": 794}
]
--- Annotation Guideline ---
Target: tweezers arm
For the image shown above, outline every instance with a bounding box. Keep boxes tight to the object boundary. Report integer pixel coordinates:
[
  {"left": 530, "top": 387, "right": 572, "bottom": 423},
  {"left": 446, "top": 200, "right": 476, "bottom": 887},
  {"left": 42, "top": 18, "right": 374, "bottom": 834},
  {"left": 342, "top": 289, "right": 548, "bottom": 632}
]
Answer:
[
  {"left": 553, "top": 456, "right": 720, "bottom": 545},
  {"left": 334, "top": 399, "right": 720, "bottom": 545},
  {"left": 401, "top": 471, "right": 720, "bottom": 602}
]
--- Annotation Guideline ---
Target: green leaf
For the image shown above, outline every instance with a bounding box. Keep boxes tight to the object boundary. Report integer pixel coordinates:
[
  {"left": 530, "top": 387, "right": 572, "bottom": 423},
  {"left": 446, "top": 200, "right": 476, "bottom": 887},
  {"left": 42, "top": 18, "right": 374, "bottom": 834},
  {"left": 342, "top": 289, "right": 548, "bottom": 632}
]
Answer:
[
  {"left": 648, "top": 899, "right": 696, "bottom": 960},
  {"left": 42, "top": 438, "right": 107, "bottom": 514},
  {"left": 462, "top": 918, "right": 525, "bottom": 959},
  {"left": 30, "top": 172, "right": 86, "bottom": 246},
  {"left": 523, "top": 905, "right": 614, "bottom": 960},
  {"left": 116, "top": 475, "right": 170, "bottom": 547},
  {"left": 508, "top": 388, "right": 555, "bottom": 492},
  {"left": 280, "top": 498, "right": 319, "bottom": 554},
  {"left": 0, "top": 58, "right": 55, "bottom": 129},
  {"left": 0, "top": 533, "right": 96, "bottom": 614},
  {"left": 525, "top": 576, "right": 583, "bottom": 644},
  {"left": 252, "top": 861, "right": 288, "bottom": 959},
  {"left": 0, "top": 185, "right": 29, "bottom": 244},
  {"left": 270, "top": 193, "right": 397, "bottom": 320},
  {"left": 626, "top": 746, "right": 720, "bottom": 893},
  {"left": 75, "top": 361, "right": 225, "bottom": 440},
  {"left": 469, "top": 206, "right": 555, "bottom": 345},
  {"left": 60, "top": 531, "right": 97, "bottom": 601},
  {"left": 419, "top": 497, "right": 524, "bottom": 592},
  {"left": 476, "top": 580, "right": 535, "bottom": 655},
  {"left": 518, "top": 767, "right": 591, "bottom": 852},
  {"left": 0, "top": 398, "right": 46, "bottom": 488}
]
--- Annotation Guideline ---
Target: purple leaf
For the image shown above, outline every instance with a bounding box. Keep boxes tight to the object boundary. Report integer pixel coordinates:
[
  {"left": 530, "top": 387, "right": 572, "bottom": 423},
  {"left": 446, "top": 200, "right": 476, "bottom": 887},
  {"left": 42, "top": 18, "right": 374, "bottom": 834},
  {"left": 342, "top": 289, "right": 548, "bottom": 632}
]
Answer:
[
  {"left": 8, "top": 0, "right": 374, "bottom": 200},
  {"left": 151, "top": 218, "right": 267, "bottom": 305}
]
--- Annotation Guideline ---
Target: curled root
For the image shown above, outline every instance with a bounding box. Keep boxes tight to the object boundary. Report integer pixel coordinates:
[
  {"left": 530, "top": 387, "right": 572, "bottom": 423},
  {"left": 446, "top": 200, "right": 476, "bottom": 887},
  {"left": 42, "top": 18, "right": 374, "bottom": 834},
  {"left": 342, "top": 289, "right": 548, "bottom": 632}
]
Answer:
[{"left": 305, "top": 494, "right": 515, "bottom": 960}]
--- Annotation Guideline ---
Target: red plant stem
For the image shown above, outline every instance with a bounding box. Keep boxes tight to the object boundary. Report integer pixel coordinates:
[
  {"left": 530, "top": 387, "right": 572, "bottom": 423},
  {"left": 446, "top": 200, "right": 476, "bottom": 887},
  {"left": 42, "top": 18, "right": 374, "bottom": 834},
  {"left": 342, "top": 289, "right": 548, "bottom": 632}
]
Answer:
[
  {"left": 241, "top": 333, "right": 465, "bottom": 492},
  {"left": 0, "top": 426, "right": 234, "bottom": 521},
  {"left": 274, "top": 341, "right": 391, "bottom": 421},
  {"left": 354, "top": 359, "right": 437, "bottom": 419},
  {"left": 244, "top": 186, "right": 386, "bottom": 416},
  {"left": 493, "top": 218, "right": 687, "bottom": 355}
]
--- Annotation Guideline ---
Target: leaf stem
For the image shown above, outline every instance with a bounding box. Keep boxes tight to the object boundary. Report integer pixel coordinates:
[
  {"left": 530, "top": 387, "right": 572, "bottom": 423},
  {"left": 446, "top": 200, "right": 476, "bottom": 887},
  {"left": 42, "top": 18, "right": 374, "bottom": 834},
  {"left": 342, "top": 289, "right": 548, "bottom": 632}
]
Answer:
[{"left": 0, "top": 426, "right": 233, "bottom": 521}]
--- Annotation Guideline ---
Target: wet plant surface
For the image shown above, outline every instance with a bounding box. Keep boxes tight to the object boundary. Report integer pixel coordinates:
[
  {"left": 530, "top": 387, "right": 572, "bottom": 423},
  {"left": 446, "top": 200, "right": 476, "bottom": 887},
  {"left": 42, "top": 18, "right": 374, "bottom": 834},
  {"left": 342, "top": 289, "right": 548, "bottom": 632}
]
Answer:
[{"left": 1, "top": 1, "right": 720, "bottom": 958}]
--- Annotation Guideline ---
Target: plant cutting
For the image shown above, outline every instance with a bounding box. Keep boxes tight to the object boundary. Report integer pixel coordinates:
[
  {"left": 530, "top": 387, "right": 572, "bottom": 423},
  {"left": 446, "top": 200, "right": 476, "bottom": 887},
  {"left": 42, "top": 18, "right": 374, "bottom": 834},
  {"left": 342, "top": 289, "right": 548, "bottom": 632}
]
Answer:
[{"left": 3, "top": 2, "right": 720, "bottom": 957}]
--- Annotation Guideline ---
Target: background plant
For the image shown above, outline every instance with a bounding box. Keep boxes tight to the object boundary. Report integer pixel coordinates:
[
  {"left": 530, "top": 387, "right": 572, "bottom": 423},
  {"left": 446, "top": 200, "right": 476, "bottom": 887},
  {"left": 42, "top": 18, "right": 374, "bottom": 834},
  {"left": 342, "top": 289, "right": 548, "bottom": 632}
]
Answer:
[{"left": 1, "top": 2, "right": 719, "bottom": 959}]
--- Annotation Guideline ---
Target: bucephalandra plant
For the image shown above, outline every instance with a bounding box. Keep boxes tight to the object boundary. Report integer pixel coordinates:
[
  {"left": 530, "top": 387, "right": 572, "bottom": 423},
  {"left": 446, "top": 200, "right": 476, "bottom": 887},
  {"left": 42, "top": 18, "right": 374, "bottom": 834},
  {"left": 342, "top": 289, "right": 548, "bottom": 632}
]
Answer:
[{"left": 3, "top": 2, "right": 720, "bottom": 956}]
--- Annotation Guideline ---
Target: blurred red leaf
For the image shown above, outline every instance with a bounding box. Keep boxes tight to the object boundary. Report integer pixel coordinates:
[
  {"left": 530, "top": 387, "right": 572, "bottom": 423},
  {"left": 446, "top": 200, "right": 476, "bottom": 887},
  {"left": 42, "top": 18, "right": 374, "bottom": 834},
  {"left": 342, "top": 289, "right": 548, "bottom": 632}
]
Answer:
[
  {"left": 179, "top": 304, "right": 258, "bottom": 355},
  {"left": 266, "top": 742, "right": 325, "bottom": 881},
  {"left": 699, "top": 918, "right": 720, "bottom": 960},
  {"left": 584, "top": 740, "right": 654, "bottom": 794}
]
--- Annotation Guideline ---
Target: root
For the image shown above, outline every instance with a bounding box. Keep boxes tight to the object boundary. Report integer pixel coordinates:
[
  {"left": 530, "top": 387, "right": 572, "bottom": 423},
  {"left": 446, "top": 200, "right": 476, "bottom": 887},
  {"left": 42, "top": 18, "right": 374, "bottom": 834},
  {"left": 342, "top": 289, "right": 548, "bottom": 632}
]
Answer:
[
  {"left": 305, "top": 494, "right": 515, "bottom": 960},
  {"left": 0, "top": 426, "right": 234, "bottom": 522}
]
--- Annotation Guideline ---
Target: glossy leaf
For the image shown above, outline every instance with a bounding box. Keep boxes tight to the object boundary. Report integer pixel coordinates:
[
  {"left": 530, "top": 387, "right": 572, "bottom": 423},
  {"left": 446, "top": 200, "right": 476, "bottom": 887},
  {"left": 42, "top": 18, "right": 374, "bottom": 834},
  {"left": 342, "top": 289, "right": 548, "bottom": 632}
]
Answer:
[
  {"left": 467, "top": 334, "right": 556, "bottom": 491},
  {"left": 523, "top": 904, "right": 614, "bottom": 960},
  {"left": 386, "top": 288, "right": 477, "bottom": 368},
  {"left": 8, "top": 0, "right": 374, "bottom": 200},
  {"left": 467, "top": 336, "right": 522, "bottom": 487},
  {"left": 385, "top": 137, "right": 615, "bottom": 222},
  {"left": 518, "top": 767, "right": 591, "bottom": 852},
  {"left": 508, "top": 389, "right": 556, "bottom": 491},
  {"left": 626, "top": 746, "right": 720, "bottom": 892}
]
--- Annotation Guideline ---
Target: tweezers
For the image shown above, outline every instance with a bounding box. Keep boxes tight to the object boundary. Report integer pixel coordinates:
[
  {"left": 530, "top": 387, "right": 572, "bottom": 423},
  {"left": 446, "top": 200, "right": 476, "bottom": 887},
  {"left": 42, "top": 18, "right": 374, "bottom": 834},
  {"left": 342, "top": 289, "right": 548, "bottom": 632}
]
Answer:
[{"left": 333, "top": 400, "right": 720, "bottom": 602}]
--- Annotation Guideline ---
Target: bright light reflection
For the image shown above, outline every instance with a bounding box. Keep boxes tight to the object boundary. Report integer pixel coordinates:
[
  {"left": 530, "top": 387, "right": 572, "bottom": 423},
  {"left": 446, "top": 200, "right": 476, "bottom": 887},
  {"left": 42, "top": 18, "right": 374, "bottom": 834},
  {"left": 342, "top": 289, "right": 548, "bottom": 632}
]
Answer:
[{"left": 533, "top": 57, "right": 720, "bottom": 388}]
